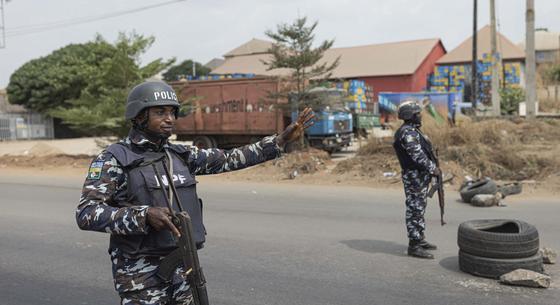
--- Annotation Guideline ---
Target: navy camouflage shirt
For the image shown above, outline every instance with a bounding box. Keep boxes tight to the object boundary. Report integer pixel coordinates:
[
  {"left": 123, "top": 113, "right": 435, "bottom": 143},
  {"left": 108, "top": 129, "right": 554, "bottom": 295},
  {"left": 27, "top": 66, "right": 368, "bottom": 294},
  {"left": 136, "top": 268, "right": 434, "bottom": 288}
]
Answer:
[
  {"left": 76, "top": 129, "right": 281, "bottom": 292},
  {"left": 395, "top": 123, "right": 437, "bottom": 174}
]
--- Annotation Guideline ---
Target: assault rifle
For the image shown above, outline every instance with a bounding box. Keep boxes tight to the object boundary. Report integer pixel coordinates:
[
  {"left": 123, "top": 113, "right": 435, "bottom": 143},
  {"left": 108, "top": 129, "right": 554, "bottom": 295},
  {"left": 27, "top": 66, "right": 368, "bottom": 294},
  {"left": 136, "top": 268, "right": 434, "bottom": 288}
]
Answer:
[
  {"left": 151, "top": 157, "right": 209, "bottom": 305},
  {"left": 427, "top": 149, "right": 446, "bottom": 226}
]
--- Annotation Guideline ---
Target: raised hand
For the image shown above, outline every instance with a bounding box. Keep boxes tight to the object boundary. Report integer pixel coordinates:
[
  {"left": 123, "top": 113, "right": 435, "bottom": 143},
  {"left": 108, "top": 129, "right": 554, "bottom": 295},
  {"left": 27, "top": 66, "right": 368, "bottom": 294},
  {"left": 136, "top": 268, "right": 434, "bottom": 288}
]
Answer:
[{"left": 277, "top": 107, "right": 315, "bottom": 147}]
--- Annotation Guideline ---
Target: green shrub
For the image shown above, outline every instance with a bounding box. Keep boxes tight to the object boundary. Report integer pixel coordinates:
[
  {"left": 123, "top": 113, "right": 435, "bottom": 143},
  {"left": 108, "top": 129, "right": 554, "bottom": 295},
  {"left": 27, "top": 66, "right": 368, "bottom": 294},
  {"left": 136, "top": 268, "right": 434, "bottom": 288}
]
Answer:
[{"left": 500, "top": 87, "right": 525, "bottom": 115}]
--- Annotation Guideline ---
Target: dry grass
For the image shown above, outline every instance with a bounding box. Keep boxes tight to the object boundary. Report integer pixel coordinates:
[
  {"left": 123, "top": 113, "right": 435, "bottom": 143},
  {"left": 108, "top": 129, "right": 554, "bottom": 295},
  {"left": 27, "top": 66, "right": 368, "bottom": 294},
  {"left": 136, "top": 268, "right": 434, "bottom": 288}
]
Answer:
[
  {"left": 335, "top": 113, "right": 560, "bottom": 182},
  {"left": 424, "top": 116, "right": 560, "bottom": 180},
  {"left": 539, "top": 97, "right": 560, "bottom": 113}
]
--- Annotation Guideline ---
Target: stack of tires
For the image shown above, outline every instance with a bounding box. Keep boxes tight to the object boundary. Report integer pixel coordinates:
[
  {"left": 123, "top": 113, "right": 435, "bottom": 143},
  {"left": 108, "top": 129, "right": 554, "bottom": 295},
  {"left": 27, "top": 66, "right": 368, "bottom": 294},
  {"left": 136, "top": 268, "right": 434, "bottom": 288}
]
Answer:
[{"left": 458, "top": 219, "right": 544, "bottom": 278}]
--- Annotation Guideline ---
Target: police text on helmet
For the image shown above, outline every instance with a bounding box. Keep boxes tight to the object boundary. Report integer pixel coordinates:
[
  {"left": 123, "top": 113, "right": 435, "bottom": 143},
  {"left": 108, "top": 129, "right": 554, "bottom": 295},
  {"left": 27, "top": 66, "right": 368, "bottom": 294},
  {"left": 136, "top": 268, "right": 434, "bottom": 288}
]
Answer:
[{"left": 154, "top": 91, "right": 178, "bottom": 102}]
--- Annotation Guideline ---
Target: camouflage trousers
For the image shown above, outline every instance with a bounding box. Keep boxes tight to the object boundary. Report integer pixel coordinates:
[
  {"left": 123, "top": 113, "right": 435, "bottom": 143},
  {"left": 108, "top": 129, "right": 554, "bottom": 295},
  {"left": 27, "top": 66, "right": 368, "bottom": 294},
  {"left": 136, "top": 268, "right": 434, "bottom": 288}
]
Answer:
[
  {"left": 402, "top": 170, "right": 431, "bottom": 242},
  {"left": 111, "top": 250, "right": 193, "bottom": 305},
  {"left": 120, "top": 281, "right": 193, "bottom": 305}
]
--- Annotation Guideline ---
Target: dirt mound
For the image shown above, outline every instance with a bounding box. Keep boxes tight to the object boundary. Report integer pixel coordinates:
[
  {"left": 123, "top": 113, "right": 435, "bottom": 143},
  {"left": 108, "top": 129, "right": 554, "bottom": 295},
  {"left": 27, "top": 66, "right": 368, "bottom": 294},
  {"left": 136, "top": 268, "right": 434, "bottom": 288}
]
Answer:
[
  {"left": 224, "top": 148, "right": 332, "bottom": 181},
  {"left": 334, "top": 138, "right": 400, "bottom": 178},
  {"left": 0, "top": 154, "right": 93, "bottom": 169},
  {"left": 424, "top": 117, "right": 560, "bottom": 180},
  {"left": 336, "top": 117, "right": 560, "bottom": 187},
  {"left": 25, "top": 143, "right": 65, "bottom": 156}
]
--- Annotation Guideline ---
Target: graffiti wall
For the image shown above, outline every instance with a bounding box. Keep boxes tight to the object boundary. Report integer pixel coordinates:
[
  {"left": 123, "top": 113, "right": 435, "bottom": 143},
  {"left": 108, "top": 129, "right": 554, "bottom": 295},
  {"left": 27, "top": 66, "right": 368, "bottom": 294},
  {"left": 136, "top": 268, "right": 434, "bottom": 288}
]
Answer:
[
  {"left": 429, "top": 53, "right": 522, "bottom": 105},
  {"left": 378, "top": 92, "right": 461, "bottom": 123}
]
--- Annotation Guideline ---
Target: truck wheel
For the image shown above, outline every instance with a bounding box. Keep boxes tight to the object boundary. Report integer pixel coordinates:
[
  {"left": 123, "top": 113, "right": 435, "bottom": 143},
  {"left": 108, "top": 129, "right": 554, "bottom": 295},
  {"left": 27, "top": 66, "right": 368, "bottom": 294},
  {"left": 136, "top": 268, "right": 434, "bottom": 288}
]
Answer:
[
  {"left": 459, "top": 250, "right": 543, "bottom": 279},
  {"left": 193, "top": 136, "right": 216, "bottom": 149},
  {"left": 459, "top": 178, "right": 497, "bottom": 203},
  {"left": 457, "top": 219, "right": 539, "bottom": 259}
]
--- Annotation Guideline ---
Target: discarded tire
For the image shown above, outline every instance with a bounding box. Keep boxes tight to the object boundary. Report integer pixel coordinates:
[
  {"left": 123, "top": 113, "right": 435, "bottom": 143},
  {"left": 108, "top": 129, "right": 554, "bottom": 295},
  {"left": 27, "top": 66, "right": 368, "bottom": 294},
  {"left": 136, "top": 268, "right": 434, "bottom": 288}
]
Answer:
[
  {"left": 459, "top": 250, "right": 543, "bottom": 279},
  {"left": 460, "top": 179, "right": 497, "bottom": 203},
  {"left": 470, "top": 194, "right": 500, "bottom": 207},
  {"left": 458, "top": 219, "right": 539, "bottom": 259},
  {"left": 497, "top": 182, "right": 522, "bottom": 197}
]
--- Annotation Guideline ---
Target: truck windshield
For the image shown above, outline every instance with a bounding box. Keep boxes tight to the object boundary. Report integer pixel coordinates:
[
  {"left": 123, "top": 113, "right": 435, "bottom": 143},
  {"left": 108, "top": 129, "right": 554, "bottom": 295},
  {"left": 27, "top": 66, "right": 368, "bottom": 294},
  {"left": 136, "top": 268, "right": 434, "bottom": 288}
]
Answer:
[{"left": 302, "top": 88, "right": 349, "bottom": 113}]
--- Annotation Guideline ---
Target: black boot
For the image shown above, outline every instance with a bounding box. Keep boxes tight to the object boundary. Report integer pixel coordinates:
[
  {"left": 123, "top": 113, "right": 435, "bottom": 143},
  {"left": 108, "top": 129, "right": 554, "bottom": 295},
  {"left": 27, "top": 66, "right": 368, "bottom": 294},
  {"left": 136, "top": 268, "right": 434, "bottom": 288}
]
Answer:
[
  {"left": 418, "top": 240, "right": 437, "bottom": 250},
  {"left": 408, "top": 240, "right": 434, "bottom": 259}
]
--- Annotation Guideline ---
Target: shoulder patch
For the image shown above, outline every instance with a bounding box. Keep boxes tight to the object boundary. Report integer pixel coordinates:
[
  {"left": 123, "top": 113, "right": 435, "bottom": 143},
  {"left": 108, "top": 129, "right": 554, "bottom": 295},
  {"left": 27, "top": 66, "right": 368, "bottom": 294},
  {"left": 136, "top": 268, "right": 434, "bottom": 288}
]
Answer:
[
  {"left": 87, "top": 161, "right": 104, "bottom": 180},
  {"left": 404, "top": 134, "right": 418, "bottom": 144}
]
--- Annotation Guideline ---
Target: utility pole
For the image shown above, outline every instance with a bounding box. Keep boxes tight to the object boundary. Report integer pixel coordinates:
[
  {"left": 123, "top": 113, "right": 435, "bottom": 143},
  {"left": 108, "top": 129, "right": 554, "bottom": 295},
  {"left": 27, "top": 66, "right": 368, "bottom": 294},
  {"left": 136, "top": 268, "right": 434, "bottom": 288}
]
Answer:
[
  {"left": 526, "top": 0, "right": 536, "bottom": 118},
  {"left": 0, "top": 0, "right": 6, "bottom": 49},
  {"left": 192, "top": 61, "right": 196, "bottom": 78},
  {"left": 471, "top": 0, "right": 478, "bottom": 109},
  {"left": 490, "top": 0, "right": 501, "bottom": 115}
]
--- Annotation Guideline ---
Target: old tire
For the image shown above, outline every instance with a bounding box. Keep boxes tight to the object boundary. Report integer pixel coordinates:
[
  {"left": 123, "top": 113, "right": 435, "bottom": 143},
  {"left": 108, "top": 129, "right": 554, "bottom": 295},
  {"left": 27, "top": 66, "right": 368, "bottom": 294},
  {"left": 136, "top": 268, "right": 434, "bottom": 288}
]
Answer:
[
  {"left": 193, "top": 136, "right": 216, "bottom": 149},
  {"left": 459, "top": 179, "right": 497, "bottom": 203},
  {"left": 497, "top": 182, "right": 522, "bottom": 197},
  {"left": 470, "top": 194, "right": 500, "bottom": 207},
  {"left": 459, "top": 250, "right": 543, "bottom": 279},
  {"left": 458, "top": 219, "right": 539, "bottom": 259}
]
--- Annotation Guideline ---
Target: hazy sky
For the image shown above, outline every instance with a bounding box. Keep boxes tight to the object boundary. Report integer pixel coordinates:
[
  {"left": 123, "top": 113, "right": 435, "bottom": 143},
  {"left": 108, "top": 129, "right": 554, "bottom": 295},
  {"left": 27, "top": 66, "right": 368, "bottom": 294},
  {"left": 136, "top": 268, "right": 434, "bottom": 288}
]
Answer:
[{"left": 1, "top": 0, "right": 559, "bottom": 88}]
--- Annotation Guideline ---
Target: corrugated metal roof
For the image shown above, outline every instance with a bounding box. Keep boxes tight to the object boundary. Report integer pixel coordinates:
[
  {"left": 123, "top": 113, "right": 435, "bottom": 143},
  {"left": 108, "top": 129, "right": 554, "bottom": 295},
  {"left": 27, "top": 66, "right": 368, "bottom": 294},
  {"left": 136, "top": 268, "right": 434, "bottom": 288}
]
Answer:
[
  {"left": 437, "top": 25, "right": 525, "bottom": 64},
  {"left": 223, "top": 38, "right": 272, "bottom": 58},
  {"left": 213, "top": 38, "right": 444, "bottom": 78},
  {"left": 204, "top": 58, "right": 225, "bottom": 70}
]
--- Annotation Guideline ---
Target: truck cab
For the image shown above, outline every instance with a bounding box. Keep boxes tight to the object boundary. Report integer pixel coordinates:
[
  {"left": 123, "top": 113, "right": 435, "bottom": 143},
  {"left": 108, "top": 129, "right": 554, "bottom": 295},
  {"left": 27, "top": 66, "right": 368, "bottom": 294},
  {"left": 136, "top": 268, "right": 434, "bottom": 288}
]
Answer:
[{"left": 291, "top": 87, "right": 353, "bottom": 153}]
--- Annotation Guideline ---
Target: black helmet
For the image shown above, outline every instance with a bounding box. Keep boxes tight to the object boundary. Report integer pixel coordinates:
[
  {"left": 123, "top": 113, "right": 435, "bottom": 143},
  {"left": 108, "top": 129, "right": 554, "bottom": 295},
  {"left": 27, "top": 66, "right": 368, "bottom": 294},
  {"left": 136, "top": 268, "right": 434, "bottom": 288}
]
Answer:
[
  {"left": 125, "top": 81, "right": 180, "bottom": 120},
  {"left": 397, "top": 100, "right": 422, "bottom": 121}
]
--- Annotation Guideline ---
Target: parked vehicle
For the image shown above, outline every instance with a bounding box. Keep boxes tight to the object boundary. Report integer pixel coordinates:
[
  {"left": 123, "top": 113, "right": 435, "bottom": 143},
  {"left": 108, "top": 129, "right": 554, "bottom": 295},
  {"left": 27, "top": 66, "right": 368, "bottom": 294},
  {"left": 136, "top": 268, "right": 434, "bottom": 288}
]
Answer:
[
  {"left": 353, "top": 112, "right": 380, "bottom": 138},
  {"left": 333, "top": 79, "right": 379, "bottom": 138},
  {"left": 172, "top": 78, "right": 353, "bottom": 152},
  {"left": 291, "top": 87, "right": 353, "bottom": 153}
]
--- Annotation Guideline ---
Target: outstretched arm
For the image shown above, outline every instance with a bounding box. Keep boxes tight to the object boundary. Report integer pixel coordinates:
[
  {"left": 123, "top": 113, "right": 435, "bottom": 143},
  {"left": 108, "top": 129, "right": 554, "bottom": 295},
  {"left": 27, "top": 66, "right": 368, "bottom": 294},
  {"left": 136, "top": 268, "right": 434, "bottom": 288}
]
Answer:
[{"left": 187, "top": 108, "right": 315, "bottom": 175}]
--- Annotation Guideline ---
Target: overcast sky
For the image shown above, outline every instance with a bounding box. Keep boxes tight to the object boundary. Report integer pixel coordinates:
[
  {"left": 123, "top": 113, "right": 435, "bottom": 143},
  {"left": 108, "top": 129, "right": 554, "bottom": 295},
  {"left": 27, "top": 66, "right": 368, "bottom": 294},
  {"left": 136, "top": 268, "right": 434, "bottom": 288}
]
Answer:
[{"left": 1, "top": 0, "right": 559, "bottom": 88}]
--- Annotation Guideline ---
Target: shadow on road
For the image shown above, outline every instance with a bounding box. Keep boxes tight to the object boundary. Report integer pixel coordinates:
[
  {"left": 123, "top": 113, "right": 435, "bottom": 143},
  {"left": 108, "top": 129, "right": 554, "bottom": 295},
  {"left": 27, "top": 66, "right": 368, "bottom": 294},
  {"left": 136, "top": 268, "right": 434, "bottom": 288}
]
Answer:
[
  {"left": 340, "top": 239, "right": 407, "bottom": 257},
  {"left": 439, "top": 255, "right": 461, "bottom": 274}
]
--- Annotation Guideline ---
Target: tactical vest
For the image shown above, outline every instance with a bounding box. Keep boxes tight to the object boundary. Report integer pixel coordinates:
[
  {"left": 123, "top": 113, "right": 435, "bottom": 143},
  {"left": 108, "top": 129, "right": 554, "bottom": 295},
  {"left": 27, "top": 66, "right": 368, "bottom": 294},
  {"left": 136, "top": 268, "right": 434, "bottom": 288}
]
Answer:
[
  {"left": 393, "top": 124, "right": 434, "bottom": 172},
  {"left": 106, "top": 142, "right": 205, "bottom": 257}
]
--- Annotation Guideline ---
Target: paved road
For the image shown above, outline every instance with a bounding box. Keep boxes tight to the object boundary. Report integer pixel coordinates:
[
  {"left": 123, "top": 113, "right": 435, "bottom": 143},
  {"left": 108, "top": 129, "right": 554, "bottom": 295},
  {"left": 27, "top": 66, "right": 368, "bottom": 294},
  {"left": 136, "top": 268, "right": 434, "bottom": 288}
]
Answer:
[{"left": 0, "top": 176, "right": 558, "bottom": 305}]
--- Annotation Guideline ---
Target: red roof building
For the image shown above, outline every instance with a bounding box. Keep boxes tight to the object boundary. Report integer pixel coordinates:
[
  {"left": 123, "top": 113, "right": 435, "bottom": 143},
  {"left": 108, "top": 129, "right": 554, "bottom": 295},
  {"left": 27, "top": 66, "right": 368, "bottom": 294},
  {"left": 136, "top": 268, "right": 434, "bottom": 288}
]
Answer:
[{"left": 213, "top": 38, "right": 447, "bottom": 99}]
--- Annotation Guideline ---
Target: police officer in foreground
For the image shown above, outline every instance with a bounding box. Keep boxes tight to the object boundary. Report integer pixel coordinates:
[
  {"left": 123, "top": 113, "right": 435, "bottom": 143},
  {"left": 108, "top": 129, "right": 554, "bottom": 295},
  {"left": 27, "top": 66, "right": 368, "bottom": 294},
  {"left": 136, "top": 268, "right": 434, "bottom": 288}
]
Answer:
[
  {"left": 76, "top": 81, "right": 314, "bottom": 304},
  {"left": 393, "top": 100, "right": 440, "bottom": 259}
]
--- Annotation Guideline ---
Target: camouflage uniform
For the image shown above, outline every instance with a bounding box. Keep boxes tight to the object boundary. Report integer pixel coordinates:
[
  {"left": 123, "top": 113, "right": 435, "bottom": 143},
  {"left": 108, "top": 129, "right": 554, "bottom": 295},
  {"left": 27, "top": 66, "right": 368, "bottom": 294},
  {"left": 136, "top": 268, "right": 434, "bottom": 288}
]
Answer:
[
  {"left": 76, "top": 128, "right": 281, "bottom": 304},
  {"left": 393, "top": 123, "right": 437, "bottom": 242}
]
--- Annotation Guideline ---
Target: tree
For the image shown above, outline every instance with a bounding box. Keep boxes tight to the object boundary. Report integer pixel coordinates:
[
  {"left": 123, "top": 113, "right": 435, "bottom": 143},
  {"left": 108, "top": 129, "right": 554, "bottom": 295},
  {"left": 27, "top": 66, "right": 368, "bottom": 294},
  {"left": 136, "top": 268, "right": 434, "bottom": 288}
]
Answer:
[
  {"left": 499, "top": 87, "right": 525, "bottom": 115},
  {"left": 546, "top": 64, "right": 560, "bottom": 83},
  {"left": 162, "top": 59, "right": 211, "bottom": 81},
  {"left": 262, "top": 17, "right": 339, "bottom": 106},
  {"left": 48, "top": 33, "right": 174, "bottom": 136},
  {"left": 7, "top": 37, "right": 115, "bottom": 113}
]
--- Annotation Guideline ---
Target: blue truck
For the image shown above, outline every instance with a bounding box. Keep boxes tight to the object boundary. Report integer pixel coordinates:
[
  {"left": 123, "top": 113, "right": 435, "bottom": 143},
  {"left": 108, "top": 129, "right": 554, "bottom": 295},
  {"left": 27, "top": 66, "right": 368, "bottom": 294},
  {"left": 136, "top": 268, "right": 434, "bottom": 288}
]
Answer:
[{"left": 291, "top": 87, "right": 353, "bottom": 153}]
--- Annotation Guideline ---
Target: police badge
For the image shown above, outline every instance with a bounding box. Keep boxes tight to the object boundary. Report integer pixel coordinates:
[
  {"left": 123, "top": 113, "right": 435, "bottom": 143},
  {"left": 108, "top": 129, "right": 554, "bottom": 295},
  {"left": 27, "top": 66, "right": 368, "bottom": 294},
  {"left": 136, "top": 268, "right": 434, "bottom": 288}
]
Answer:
[{"left": 87, "top": 161, "right": 104, "bottom": 180}]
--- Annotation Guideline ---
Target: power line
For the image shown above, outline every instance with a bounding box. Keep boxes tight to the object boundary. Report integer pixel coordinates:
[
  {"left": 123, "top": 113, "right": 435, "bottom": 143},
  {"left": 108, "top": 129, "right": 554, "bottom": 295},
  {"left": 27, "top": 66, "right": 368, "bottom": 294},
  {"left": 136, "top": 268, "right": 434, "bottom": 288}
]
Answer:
[{"left": 6, "top": 0, "right": 187, "bottom": 37}]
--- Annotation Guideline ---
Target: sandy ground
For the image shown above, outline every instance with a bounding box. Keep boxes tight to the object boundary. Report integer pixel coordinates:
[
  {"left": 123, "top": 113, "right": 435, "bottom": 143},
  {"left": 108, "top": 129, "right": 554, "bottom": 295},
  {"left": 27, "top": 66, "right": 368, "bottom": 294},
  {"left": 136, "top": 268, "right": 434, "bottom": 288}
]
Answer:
[
  {"left": 0, "top": 137, "right": 103, "bottom": 156},
  {"left": 0, "top": 137, "right": 558, "bottom": 200}
]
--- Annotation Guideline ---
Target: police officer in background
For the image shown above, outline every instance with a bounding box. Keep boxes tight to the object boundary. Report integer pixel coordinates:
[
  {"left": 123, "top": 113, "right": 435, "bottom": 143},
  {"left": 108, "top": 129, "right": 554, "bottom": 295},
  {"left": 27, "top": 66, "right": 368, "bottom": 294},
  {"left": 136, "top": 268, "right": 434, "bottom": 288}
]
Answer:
[
  {"left": 393, "top": 100, "right": 440, "bottom": 259},
  {"left": 76, "top": 81, "right": 314, "bottom": 304}
]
